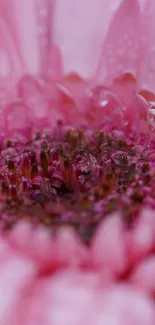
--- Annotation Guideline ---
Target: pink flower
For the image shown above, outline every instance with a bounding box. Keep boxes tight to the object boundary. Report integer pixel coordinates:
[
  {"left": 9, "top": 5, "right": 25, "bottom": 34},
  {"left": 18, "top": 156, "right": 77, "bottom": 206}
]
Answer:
[{"left": 0, "top": 0, "right": 155, "bottom": 324}]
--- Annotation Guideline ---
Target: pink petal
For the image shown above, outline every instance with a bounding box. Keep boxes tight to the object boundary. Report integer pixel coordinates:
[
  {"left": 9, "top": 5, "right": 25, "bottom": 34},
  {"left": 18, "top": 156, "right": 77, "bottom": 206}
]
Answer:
[
  {"left": 35, "top": 0, "right": 59, "bottom": 77},
  {"left": 0, "top": 0, "right": 63, "bottom": 81},
  {"left": 0, "top": 0, "right": 23, "bottom": 63},
  {"left": 97, "top": 285, "right": 155, "bottom": 325},
  {"left": 0, "top": 14, "right": 23, "bottom": 88},
  {"left": 11, "top": 270, "right": 99, "bottom": 325},
  {"left": 63, "top": 74, "right": 88, "bottom": 97},
  {"left": 0, "top": 253, "right": 35, "bottom": 324},
  {"left": 9, "top": 222, "right": 88, "bottom": 269},
  {"left": 124, "top": 94, "right": 149, "bottom": 132},
  {"left": 0, "top": 237, "right": 14, "bottom": 262},
  {"left": 0, "top": 0, "right": 43, "bottom": 77},
  {"left": 52, "top": 0, "right": 122, "bottom": 78},
  {"left": 6, "top": 279, "right": 46, "bottom": 325},
  {"left": 44, "top": 271, "right": 99, "bottom": 325},
  {"left": 131, "top": 256, "right": 155, "bottom": 294},
  {"left": 128, "top": 209, "right": 155, "bottom": 263},
  {"left": 110, "top": 74, "right": 136, "bottom": 106},
  {"left": 138, "top": 0, "right": 155, "bottom": 94},
  {"left": 47, "top": 83, "right": 84, "bottom": 125},
  {"left": 4, "top": 102, "right": 29, "bottom": 135},
  {"left": 53, "top": 227, "right": 88, "bottom": 267},
  {"left": 91, "top": 214, "right": 127, "bottom": 275},
  {"left": 94, "top": 0, "right": 141, "bottom": 86},
  {"left": 86, "top": 86, "right": 124, "bottom": 127},
  {"left": 18, "top": 75, "right": 49, "bottom": 119},
  {"left": 8, "top": 222, "right": 52, "bottom": 266},
  {"left": 47, "top": 45, "right": 63, "bottom": 80}
]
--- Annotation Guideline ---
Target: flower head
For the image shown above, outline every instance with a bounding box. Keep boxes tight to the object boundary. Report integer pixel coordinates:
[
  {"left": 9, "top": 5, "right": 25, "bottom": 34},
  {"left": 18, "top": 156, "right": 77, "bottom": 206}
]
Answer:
[{"left": 0, "top": 0, "right": 155, "bottom": 324}]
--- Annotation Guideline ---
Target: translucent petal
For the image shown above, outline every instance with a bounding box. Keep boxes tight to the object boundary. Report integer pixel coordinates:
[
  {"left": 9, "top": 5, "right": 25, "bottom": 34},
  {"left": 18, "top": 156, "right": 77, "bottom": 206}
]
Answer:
[
  {"left": 52, "top": 0, "right": 122, "bottom": 78},
  {"left": 138, "top": 0, "right": 155, "bottom": 94},
  {"left": 0, "top": 14, "right": 23, "bottom": 88},
  {"left": 94, "top": 0, "right": 141, "bottom": 86},
  {"left": 0, "top": 0, "right": 42, "bottom": 76}
]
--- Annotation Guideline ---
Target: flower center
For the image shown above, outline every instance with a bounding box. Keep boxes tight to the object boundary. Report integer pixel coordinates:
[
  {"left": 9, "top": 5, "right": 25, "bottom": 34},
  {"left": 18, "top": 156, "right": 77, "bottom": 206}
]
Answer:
[{"left": 0, "top": 119, "right": 154, "bottom": 243}]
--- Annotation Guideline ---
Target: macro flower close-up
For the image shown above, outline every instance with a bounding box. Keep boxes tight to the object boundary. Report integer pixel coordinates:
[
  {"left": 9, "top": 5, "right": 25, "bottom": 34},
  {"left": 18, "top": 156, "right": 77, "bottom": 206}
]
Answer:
[{"left": 1, "top": 0, "right": 155, "bottom": 324}]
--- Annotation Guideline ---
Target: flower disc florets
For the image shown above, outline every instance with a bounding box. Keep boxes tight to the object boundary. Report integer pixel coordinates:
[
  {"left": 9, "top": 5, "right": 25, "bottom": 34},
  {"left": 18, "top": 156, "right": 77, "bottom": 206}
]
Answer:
[{"left": 0, "top": 106, "right": 155, "bottom": 244}]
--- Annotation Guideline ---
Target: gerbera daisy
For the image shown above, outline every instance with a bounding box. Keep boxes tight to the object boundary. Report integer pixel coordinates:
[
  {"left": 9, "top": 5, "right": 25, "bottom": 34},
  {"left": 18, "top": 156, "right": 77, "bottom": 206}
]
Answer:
[{"left": 0, "top": 0, "right": 155, "bottom": 324}]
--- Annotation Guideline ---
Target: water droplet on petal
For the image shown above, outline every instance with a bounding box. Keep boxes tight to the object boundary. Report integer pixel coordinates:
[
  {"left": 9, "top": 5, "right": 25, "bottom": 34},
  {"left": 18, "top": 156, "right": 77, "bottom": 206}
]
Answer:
[{"left": 87, "top": 86, "right": 123, "bottom": 126}]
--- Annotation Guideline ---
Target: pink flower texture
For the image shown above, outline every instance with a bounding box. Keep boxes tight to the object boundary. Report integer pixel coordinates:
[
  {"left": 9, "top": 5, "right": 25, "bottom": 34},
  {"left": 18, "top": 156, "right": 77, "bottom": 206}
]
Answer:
[{"left": 1, "top": 0, "right": 155, "bottom": 324}]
